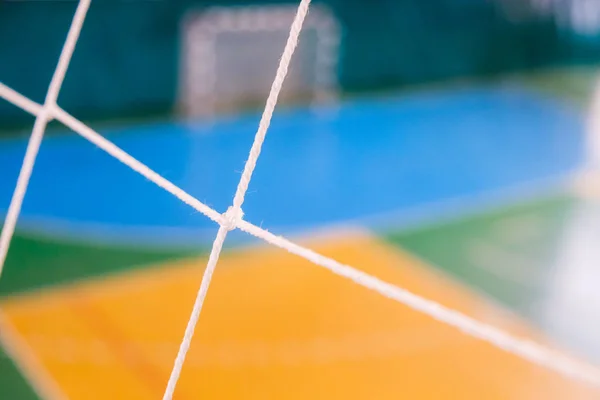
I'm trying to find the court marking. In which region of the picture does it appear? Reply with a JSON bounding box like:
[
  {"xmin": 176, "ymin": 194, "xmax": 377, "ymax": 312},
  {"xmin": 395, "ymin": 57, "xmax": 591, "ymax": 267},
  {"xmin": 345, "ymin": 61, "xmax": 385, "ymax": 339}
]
[
  {"xmin": 68, "ymin": 297, "xmax": 169, "ymax": 398},
  {"xmin": 0, "ymin": 310, "xmax": 67, "ymax": 400}
]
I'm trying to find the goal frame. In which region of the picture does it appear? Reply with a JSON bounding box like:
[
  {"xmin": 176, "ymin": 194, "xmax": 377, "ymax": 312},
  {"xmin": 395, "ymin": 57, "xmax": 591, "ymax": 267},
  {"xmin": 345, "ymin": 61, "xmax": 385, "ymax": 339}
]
[{"xmin": 178, "ymin": 4, "xmax": 341, "ymax": 118}]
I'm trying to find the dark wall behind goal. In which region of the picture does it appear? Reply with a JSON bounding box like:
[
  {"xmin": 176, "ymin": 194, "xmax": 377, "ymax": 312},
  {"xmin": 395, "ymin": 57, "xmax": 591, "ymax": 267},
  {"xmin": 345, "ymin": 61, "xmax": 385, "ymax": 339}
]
[{"xmin": 0, "ymin": 0, "xmax": 599, "ymax": 132}]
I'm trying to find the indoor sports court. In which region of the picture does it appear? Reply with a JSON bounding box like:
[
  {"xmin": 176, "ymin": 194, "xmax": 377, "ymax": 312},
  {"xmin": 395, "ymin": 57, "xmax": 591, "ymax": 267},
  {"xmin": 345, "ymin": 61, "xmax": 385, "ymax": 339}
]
[{"xmin": 1, "ymin": 1, "xmax": 600, "ymax": 399}]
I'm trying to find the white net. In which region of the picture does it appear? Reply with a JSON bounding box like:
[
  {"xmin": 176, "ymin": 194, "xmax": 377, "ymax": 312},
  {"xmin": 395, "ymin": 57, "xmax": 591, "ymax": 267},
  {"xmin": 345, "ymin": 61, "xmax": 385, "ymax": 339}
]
[
  {"xmin": 179, "ymin": 5, "xmax": 339, "ymax": 117},
  {"xmin": 1, "ymin": 0, "xmax": 600, "ymax": 398}
]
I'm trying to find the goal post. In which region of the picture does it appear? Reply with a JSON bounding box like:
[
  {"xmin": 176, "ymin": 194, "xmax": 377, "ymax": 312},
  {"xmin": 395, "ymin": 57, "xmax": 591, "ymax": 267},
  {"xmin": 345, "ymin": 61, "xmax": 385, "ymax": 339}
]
[
  {"xmin": 178, "ymin": 5, "xmax": 341, "ymax": 118},
  {"xmin": 587, "ymin": 75, "xmax": 600, "ymax": 170}
]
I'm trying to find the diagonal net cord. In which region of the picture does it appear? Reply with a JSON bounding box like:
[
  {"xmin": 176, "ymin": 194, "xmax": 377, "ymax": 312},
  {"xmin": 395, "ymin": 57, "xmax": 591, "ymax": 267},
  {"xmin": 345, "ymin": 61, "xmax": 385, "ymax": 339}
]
[
  {"xmin": 1, "ymin": 0, "xmax": 600, "ymax": 394},
  {"xmin": 237, "ymin": 220, "xmax": 600, "ymax": 387},
  {"xmin": 0, "ymin": 0, "xmax": 91, "ymax": 276},
  {"xmin": 162, "ymin": 1, "xmax": 313, "ymax": 398}
]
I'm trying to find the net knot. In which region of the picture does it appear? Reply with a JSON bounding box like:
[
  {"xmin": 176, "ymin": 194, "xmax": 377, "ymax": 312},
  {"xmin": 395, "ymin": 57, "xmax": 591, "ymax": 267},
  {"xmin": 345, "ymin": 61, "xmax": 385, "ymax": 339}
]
[{"xmin": 222, "ymin": 206, "xmax": 244, "ymax": 231}]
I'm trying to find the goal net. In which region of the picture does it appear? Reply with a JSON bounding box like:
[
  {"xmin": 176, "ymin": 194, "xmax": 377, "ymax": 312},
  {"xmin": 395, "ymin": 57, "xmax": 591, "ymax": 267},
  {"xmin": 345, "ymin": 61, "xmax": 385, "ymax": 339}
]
[
  {"xmin": 1, "ymin": 0, "xmax": 600, "ymax": 398},
  {"xmin": 179, "ymin": 5, "xmax": 340, "ymax": 118}
]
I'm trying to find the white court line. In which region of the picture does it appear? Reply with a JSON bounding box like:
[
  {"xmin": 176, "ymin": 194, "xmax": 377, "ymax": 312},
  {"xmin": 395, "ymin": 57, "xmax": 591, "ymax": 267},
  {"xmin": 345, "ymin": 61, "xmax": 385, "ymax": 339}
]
[{"xmin": 0, "ymin": 310, "xmax": 68, "ymax": 400}]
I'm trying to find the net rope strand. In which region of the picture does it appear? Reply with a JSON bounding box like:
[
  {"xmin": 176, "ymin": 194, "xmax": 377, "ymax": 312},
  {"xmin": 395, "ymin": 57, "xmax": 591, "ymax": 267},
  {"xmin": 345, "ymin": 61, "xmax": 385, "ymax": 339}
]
[
  {"xmin": 163, "ymin": 1, "xmax": 312, "ymax": 398},
  {"xmin": 0, "ymin": 0, "xmax": 91, "ymax": 277},
  {"xmin": 1, "ymin": 0, "xmax": 600, "ymax": 394}
]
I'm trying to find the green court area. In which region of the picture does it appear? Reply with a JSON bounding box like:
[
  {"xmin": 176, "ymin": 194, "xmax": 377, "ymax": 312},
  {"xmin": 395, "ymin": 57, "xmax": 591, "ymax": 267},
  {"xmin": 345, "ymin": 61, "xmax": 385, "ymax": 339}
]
[
  {"xmin": 388, "ymin": 189, "xmax": 600, "ymax": 364},
  {"xmin": 0, "ymin": 234, "xmax": 197, "ymax": 297},
  {"xmin": 388, "ymin": 193, "xmax": 577, "ymax": 316},
  {"xmin": 0, "ymin": 346, "xmax": 38, "ymax": 400}
]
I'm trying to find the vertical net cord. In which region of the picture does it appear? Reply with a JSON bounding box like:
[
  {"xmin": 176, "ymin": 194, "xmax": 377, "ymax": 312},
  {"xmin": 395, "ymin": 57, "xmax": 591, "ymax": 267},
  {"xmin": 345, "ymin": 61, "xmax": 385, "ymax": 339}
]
[
  {"xmin": 161, "ymin": 1, "xmax": 312, "ymax": 398},
  {"xmin": 231, "ymin": 0, "xmax": 312, "ymax": 212},
  {"xmin": 0, "ymin": 0, "xmax": 91, "ymax": 278}
]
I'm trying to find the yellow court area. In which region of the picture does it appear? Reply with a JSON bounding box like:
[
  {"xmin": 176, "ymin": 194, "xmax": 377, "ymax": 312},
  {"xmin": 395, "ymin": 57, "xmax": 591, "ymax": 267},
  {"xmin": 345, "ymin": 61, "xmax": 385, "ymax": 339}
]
[{"xmin": 1, "ymin": 231, "xmax": 598, "ymax": 399}]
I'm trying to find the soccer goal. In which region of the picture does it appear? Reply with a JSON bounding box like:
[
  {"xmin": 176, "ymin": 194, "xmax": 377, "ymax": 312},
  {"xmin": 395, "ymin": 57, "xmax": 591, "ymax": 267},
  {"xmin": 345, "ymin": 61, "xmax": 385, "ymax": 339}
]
[{"xmin": 179, "ymin": 4, "xmax": 340, "ymax": 118}]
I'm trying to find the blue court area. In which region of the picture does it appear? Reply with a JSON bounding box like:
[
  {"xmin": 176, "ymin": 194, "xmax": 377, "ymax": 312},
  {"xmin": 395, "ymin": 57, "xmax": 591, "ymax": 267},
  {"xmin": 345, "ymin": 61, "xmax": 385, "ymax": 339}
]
[{"xmin": 0, "ymin": 87, "xmax": 586, "ymax": 246}]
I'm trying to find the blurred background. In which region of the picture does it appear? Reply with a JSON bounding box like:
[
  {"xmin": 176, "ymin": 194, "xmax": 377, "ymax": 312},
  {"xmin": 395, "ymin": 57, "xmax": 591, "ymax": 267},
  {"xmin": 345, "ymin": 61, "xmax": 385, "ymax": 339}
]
[{"xmin": 1, "ymin": 0, "xmax": 600, "ymax": 398}]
